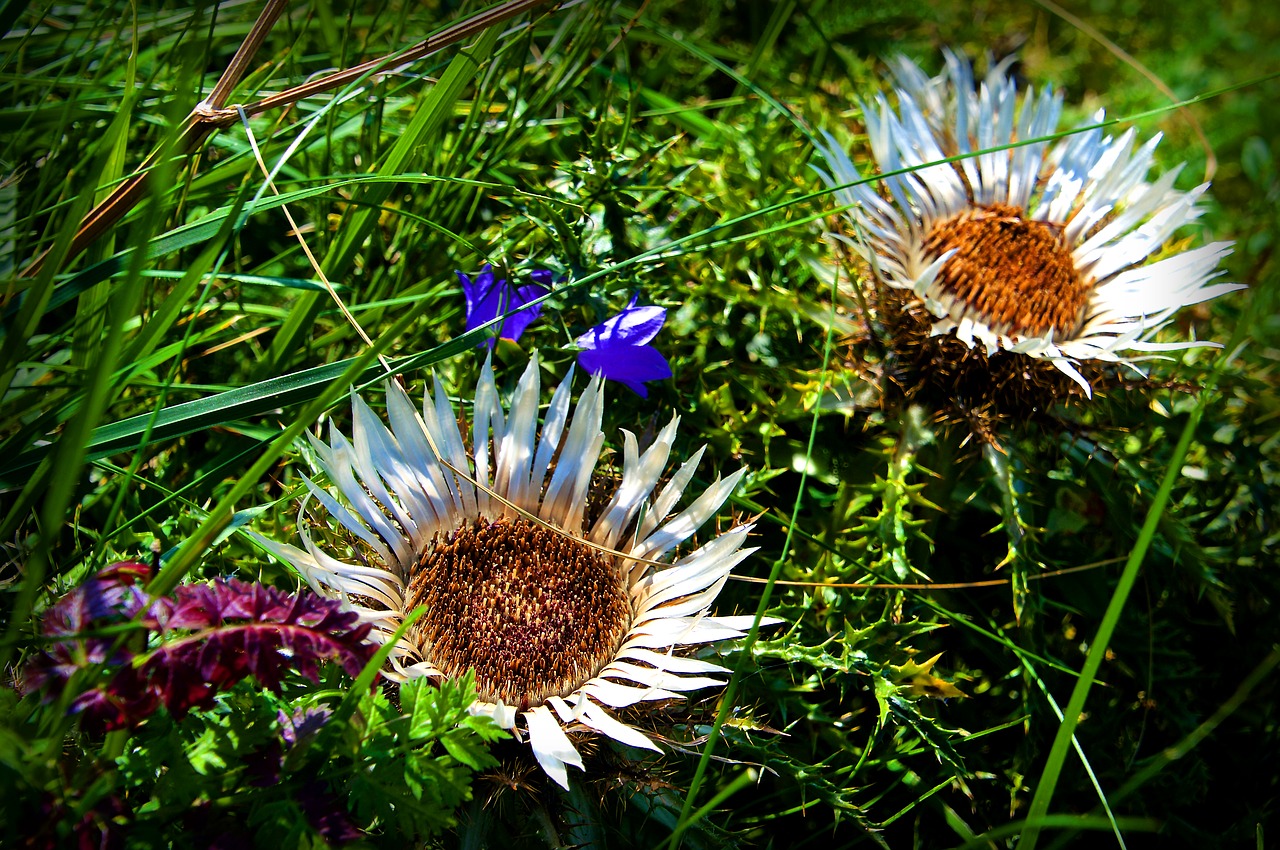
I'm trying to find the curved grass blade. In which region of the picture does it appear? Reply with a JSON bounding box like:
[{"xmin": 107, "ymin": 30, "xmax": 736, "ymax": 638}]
[{"xmin": 261, "ymin": 22, "xmax": 503, "ymax": 373}]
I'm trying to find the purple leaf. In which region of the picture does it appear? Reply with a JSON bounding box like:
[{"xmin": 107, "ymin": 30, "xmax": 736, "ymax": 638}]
[
  {"xmin": 28, "ymin": 791, "xmax": 127, "ymax": 850},
  {"xmin": 457, "ymin": 264, "xmax": 551, "ymax": 348},
  {"xmin": 143, "ymin": 579, "xmax": 375, "ymax": 720},
  {"xmin": 38, "ymin": 561, "xmax": 152, "ymax": 639},
  {"xmin": 68, "ymin": 670, "xmax": 158, "ymax": 733},
  {"xmin": 23, "ymin": 562, "xmax": 160, "ymax": 732},
  {"xmin": 297, "ymin": 781, "xmax": 364, "ymax": 844},
  {"xmin": 244, "ymin": 738, "xmax": 284, "ymax": 788},
  {"xmin": 26, "ymin": 571, "xmax": 376, "ymax": 731}
]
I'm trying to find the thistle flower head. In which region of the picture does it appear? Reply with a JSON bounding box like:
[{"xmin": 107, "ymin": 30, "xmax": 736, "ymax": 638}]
[
  {"xmin": 253, "ymin": 355, "xmax": 768, "ymax": 788},
  {"xmin": 816, "ymin": 50, "xmax": 1242, "ymax": 402}
]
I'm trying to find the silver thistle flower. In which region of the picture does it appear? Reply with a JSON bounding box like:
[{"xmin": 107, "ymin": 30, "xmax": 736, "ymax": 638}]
[
  {"xmin": 816, "ymin": 50, "xmax": 1242, "ymax": 395},
  {"xmin": 253, "ymin": 355, "xmax": 768, "ymax": 788}
]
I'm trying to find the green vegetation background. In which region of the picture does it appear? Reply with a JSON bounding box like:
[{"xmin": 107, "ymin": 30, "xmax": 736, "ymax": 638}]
[{"xmin": 1, "ymin": 0, "xmax": 1276, "ymax": 847}]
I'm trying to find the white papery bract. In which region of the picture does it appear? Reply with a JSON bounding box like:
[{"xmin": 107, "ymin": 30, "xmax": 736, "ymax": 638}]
[
  {"xmin": 815, "ymin": 50, "xmax": 1242, "ymax": 395},
  {"xmin": 252, "ymin": 354, "xmax": 766, "ymax": 789}
]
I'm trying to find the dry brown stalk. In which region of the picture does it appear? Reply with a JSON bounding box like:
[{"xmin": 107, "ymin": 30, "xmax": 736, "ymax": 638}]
[{"xmin": 20, "ymin": 0, "xmax": 556, "ymax": 279}]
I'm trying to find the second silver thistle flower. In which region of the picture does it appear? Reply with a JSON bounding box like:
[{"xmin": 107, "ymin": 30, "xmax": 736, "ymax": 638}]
[{"xmin": 816, "ymin": 50, "xmax": 1242, "ymax": 395}]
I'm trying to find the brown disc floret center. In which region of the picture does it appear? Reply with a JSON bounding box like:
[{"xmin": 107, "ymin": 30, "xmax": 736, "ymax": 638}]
[
  {"xmin": 406, "ymin": 516, "xmax": 631, "ymax": 711},
  {"xmin": 922, "ymin": 203, "xmax": 1088, "ymax": 338}
]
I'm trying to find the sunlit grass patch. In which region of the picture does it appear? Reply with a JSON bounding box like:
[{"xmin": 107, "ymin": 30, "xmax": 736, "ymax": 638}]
[{"xmin": 1, "ymin": 0, "xmax": 1275, "ymax": 847}]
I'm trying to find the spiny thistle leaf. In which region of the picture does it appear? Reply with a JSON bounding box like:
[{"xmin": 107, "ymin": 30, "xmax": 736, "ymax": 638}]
[{"xmin": 888, "ymin": 652, "xmax": 967, "ymax": 700}]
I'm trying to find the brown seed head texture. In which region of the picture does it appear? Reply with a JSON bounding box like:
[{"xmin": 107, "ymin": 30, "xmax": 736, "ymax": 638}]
[
  {"xmin": 406, "ymin": 516, "xmax": 631, "ymax": 711},
  {"xmin": 922, "ymin": 203, "xmax": 1087, "ymax": 338},
  {"xmin": 873, "ymin": 289, "xmax": 1088, "ymax": 442}
]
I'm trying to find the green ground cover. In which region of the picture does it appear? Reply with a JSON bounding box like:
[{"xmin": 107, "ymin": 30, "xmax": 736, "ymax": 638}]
[{"xmin": 1, "ymin": 1, "xmax": 1277, "ymax": 847}]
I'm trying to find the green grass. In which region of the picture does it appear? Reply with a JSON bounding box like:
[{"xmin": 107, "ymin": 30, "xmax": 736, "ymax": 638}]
[{"xmin": 1, "ymin": 0, "xmax": 1277, "ymax": 847}]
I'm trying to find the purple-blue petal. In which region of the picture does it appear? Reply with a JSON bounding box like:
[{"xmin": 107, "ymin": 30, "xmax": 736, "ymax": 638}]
[
  {"xmin": 577, "ymin": 344, "xmax": 672, "ymax": 398},
  {"xmin": 280, "ymin": 705, "xmax": 333, "ymax": 749},
  {"xmin": 458, "ymin": 265, "xmax": 503, "ymax": 329},
  {"xmin": 457, "ymin": 266, "xmax": 550, "ymax": 348},
  {"xmin": 496, "ymin": 281, "xmax": 549, "ymax": 343},
  {"xmin": 574, "ymin": 304, "xmax": 667, "ymax": 350}
]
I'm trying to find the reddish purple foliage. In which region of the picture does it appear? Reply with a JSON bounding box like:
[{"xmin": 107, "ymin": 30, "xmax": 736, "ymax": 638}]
[
  {"xmin": 296, "ymin": 781, "xmax": 364, "ymax": 844},
  {"xmin": 24, "ymin": 562, "xmax": 162, "ymax": 729},
  {"xmin": 144, "ymin": 578, "xmax": 375, "ymax": 719},
  {"xmin": 26, "ymin": 566, "xmax": 376, "ymax": 732},
  {"xmin": 27, "ymin": 791, "xmax": 127, "ymax": 850},
  {"xmin": 39, "ymin": 561, "xmax": 152, "ymax": 634}
]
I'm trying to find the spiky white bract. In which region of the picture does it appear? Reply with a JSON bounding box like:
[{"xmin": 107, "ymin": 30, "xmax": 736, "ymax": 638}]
[
  {"xmin": 815, "ymin": 50, "xmax": 1242, "ymax": 395},
  {"xmin": 252, "ymin": 354, "xmax": 766, "ymax": 789}
]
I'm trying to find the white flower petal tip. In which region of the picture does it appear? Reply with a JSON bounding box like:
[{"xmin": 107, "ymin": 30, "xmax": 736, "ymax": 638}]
[
  {"xmin": 470, "ymin": 699, "xmax": 518, "ymax": 730},
  {"xmin": 252, "ymin": 353, "xmax": 764, "ymax": 788},
  {"xmin": 814, "ymin": 52, "xmax": 1240, "ymax": 396},
  {"xmin": 525, "ymin": 705, "xmax": 585, "ymax": 790}
]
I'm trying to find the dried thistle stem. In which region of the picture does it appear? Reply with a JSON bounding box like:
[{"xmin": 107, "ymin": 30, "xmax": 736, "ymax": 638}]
[{"xmin": 21, "ymin": 0, "xmax": 556, "ymax": 279}]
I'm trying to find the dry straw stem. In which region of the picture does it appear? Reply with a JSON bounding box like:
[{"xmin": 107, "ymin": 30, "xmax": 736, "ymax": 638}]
[
  {"xmin": 1031, "ymin": 0, "xmax": 1216, "ymax": 181},
  {"xmin": 20, "ymin": 0, "xmax": 558, "ymax": 279},
  {"xmin": 730, "ymin": 558, "xmax": 1124, "ymax": 590}
]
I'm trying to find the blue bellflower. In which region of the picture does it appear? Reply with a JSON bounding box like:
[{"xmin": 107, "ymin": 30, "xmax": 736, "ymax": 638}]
[
  {"xmin": 458, "ymin": 264, "xmax": 551, "ymax": 348},
  {"xmin": 575, "ymin": 294, "xmax": 672, "ymax": 397}
]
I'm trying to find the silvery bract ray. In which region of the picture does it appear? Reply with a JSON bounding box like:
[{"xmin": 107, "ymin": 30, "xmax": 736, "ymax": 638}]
[
  {"xmin": 253, "ymin": 355, "xmax": 773, "ymax": 789},
  {"xmin": 815, "ymin": 50, "xmax": 1242, "ymax": 395}
]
